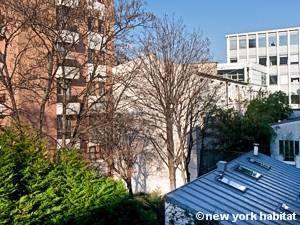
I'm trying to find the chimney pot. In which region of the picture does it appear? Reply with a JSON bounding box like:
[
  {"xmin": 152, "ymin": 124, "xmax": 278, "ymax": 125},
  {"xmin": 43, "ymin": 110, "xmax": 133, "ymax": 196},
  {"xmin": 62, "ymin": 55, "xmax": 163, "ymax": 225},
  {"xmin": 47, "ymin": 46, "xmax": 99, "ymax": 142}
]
[
  {"xmin": 253, "ymin": 143, "xmax": 259, "ymax": 156},
  {"xmin": 217, "ymin": 161, "xmax": 227, "ymax": 174}
]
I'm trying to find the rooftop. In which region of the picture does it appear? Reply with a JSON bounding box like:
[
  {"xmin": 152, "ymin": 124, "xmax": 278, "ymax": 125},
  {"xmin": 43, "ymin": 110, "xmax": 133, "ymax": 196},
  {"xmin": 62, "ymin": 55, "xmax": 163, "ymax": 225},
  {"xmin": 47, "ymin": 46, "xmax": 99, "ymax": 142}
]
[
  {"xmin": 226, "ymin": 26, "xmax": 300, "ymax": 37},
  {"xmin": 166, "ymin": 152, "xmax": 300, "ymax": 225}
]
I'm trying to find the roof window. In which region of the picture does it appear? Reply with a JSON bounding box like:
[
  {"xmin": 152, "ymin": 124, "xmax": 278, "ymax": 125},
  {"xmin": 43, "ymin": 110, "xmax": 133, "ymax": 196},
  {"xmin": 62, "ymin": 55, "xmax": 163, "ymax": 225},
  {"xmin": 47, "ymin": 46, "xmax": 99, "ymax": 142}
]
[
  {"xmin": 248, "ymin": 158, "xmax": 271, "ymax": 170},
  {"xmin": 217, "ymin": 176, "xmax": 247, "ymax": 192},
  {"xmin": 235, "ymin": 165, "xmax": 262, "ymax": 179}
]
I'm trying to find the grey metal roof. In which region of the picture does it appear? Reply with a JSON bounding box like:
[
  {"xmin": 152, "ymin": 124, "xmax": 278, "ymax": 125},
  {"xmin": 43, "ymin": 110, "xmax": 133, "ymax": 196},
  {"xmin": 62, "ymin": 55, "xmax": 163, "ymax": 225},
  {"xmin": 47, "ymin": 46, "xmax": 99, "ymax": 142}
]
[
  {"xmin": 271, "ymin": 117, "xmax": 300, "ymax": 126},
  {"xmin": 166, "ymin": 152, "xmax": 300, "ymax": 225}
]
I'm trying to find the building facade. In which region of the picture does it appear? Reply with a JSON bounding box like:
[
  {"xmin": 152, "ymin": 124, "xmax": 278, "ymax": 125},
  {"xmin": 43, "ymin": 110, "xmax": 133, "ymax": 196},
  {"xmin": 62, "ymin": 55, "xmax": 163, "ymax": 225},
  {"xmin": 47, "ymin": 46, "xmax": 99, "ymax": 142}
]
[
  {"xmin": 0, "ymin": 0, "xmax": 114, "ymax": 161},
  {"xmin": 271, "ymin": 110, "xmax": 300, "ymax": 168},
  {"xmin": 226, "ymin": 27, "xmax": 300, "ymax": 108}
]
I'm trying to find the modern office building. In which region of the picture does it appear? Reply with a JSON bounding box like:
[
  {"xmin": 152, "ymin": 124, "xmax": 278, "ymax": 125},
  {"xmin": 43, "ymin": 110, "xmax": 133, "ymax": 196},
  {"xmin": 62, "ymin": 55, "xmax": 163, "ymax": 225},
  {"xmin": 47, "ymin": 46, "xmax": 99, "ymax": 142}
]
[{"xmin": 226, "ymin": 27, "xmax": 300, "ymax": 108}]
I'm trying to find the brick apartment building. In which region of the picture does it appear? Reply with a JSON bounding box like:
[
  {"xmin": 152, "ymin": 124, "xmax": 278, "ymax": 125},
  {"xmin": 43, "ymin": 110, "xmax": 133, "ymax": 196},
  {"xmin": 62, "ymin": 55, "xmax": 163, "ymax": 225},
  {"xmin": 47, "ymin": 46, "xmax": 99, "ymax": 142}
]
[{"xmin": 0, "ymin": 0, "xmax": 114, "ymax": 162}]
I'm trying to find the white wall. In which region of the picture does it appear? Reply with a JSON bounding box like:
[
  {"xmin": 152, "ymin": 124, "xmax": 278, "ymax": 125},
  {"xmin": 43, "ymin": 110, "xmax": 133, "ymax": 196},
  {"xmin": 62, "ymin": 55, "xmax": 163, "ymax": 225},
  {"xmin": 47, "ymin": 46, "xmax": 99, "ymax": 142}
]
[{"xmin": 271, "ymin": 120, "xmax": 300, "ymax": 166}]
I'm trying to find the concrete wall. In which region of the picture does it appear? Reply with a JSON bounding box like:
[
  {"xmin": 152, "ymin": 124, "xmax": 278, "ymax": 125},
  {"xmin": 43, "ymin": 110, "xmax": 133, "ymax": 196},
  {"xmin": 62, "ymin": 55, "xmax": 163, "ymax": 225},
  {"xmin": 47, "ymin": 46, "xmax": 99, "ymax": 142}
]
[{"xmin": 271, "ymin": 120, "xmax": 300, "ymax": 167}]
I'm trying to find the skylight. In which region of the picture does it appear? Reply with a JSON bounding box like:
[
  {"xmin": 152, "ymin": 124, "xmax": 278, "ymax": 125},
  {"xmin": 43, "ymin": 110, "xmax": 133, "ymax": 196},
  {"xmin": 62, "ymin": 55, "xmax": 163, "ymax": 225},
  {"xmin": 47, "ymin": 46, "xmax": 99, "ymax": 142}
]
[
  {"xmin": 235, "ymin": 165, "xmax": 262, "ymax": 179},
  {"xmin": 217, "ymin": 176, "xmax": 247, "ymax": 192},
  {"xmin": 248, "ymin": 158, "xmax": 271, "ymax": 170},
  {"xmin": 280, "ymin": 203, "xmax": 300, "ymax": 216}
]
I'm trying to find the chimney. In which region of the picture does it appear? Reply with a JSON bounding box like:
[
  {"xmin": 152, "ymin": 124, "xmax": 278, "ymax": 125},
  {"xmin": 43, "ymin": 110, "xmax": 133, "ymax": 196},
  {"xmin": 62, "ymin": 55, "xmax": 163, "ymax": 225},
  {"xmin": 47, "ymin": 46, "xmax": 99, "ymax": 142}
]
[
  {"xmin": 217, "ymin": 161, "xmax": 227, "ymax": 174},
  {"xmin": 253, "ymin": 143, "xmax": 259, "ymax": 156}
]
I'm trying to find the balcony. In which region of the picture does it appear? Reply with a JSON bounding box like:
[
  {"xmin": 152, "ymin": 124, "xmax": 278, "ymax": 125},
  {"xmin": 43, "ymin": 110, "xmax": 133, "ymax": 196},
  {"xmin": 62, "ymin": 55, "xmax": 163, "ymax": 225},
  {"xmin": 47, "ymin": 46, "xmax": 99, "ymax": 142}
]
[
  {"xmin": 59, "ymin": 29, "xmax": 80, "ymax": 44},
  {"xmin": 56, "ymin": 66, "xmax": 80, "ymax": 79},
  {"xmin": 55, "ymin": 0, "xmax": 79, "ymax": 8},
  {"xmin": 56, "ymin": 102, "xmax": 81, "ymax": 115},
  {"xmin": 88, "ymin": 32, "xmax": 106, "ymax": 51},
  {"xmin": 87, "ymin": 64, "xmax": 106, "ymax": 81},
  {"xmin": 87, "ymin": 0, "xmax": 106, "ymax": 19}
]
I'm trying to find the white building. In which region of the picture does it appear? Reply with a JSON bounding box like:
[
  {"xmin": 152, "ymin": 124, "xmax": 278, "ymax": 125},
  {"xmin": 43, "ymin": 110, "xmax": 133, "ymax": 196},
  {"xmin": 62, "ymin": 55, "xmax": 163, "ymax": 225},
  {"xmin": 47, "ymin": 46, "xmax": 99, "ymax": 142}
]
[
  {"xmin": 226, "ymin": 27, "xmax": 300, "ymax": 108},
  {"xmin": 271, "ymin": 110, "xmax": 300, "ymax": 168}
]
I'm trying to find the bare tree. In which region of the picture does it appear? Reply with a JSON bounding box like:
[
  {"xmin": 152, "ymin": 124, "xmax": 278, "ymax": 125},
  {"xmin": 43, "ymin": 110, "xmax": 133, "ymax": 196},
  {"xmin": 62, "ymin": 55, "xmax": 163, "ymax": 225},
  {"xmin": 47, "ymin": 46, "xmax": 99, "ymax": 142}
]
[
  {"xmin": 134, "ymin": 16, "xmax": 220, "ymax": 190},
  {"xmin": 0, "ymin": 0, "xmax": 153, "ymax": 160}
]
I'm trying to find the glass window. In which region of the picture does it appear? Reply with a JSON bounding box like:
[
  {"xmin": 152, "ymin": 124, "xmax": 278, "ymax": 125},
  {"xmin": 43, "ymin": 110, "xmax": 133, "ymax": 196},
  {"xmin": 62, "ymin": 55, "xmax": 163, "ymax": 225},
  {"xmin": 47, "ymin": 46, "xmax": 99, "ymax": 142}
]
[
  {"xmin": 217, "ymin": 176, "xmax": 247, "ymax": 192},
  {"xmin": 279, "ymin": 33, "xmax": 287, "ymax": 46},
  {"xmin": 98, "ymin": 19, "xmax": 105, "ymax": 34},
  {"xmin": 235, "ymin": 165, "xmax": 262, "ymax": 179},
  {"xmin": 290, "ymin": 55, "xmax": 299, "ymax": 64},
  {"xmin": 279, "ymin": 140, "xmax": 284, "ymax": 155},
  {"xmin": 258, "ymin": 35, "xmax": 266, "ymax": 47},
  {"xmin": 296, "ymin": 141, "xmax": 299, "ymax": 155},
  {"xmin": 280, "ymin": 56, "xmax": 288, "ymax": 65},
  {"xmin": 279, "ymin": 140, "xmax": 298, "ymax": 161},
  {"xmin": 230, "ymin": 38, "xmax": 237, "ymax": 50},
  {"xmin": 239, "ymin": 37, "xmax": 247, "ymax": 49},
  {"xmin": 249, "ymin": 35, "xmax": 256, "ymax": 48},
  {"xmin": 269, "ymin": 33, "xmax": 277, "ymax": 47},
  {"xmin": 269, "ymin": 56, "xmax": 277, "ymax": 65},
  {"xmin": 291, "ymin": 77, "xmax": 300, "ymax": 83},
  {"xmin": 259, "ymin": 57, "xmax": 267, "ymax": 66},
  {"xmin": 290, "ymin": 31, "xmax": 299, "ymax": 45},
  {"xmin": 291, "ymin": 95, "xmax": 300, "ymax": 104},
  {"xmin": 87, "ymin": 17, "xmax": 95, "ymax": 31},
  {"xmin": 230, "ymin": 58, "xmax": 237, "ymax": 63},
  {"xmin": 57, "ymin": 79, "xmax": 71, "ymax": 96},
  {"xmin": 57, "ymin": 116, "xmax": 72, "ymax": 136},
  {"xmin": 270, "ymin": 75, "xmax": 278, "ymax": 85}
]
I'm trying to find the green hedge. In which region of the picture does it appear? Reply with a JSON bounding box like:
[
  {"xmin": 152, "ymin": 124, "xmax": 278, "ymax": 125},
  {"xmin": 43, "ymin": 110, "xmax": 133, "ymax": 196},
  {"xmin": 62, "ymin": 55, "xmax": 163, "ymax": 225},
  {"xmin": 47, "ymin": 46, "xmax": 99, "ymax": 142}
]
[{"xmin": 0, "ymin": 126, "xmax": 163, "ymax": 225}]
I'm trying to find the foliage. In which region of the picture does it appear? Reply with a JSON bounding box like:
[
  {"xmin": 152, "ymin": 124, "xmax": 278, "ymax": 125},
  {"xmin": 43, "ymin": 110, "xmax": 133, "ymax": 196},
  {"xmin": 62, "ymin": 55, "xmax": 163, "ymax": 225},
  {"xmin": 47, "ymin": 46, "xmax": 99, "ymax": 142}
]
[
  {"xmin": 211, "ymin": 91, "xmax": 291, "ymax": 154},
  {"xmin": 0, "ymin": 126, "xmax": 129, "ymax": 225},
  {"xmin": 0, "ymin": 126, "xmax": 166, "ymax": 225}
]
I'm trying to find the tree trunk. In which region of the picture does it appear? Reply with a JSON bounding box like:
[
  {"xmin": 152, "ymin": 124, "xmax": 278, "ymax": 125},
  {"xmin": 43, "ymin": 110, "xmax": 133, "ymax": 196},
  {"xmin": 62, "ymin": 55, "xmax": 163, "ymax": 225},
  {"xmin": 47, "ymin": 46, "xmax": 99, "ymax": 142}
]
[
  {"xmin": 166, "ymin": 111, "xmax": 176, "ymax": 190},
  {"xmin": 125, "ymin": 177, "xmax": 133, "ymax": 197}
]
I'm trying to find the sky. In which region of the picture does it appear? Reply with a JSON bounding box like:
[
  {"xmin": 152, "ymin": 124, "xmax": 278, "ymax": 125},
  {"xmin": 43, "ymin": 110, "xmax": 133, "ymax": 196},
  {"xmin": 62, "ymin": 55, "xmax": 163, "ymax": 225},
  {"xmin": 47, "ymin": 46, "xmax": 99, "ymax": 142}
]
[{"xmin": 146, "ymin": 0, "xmax": 300, "ymax": 62}]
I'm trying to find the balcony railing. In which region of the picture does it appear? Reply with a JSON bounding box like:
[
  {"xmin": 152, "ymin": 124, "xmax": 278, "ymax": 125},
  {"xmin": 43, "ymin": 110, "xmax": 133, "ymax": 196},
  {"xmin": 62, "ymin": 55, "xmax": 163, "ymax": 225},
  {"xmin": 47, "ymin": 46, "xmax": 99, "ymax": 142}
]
[
  {"xmin": 56, "ymin": 66, "xmax": 80, "ymax": 79},
  {"xmin": 87, "ymin": 0, "xmax": 106, "ymax": 19},
  {"xmin": 55, "ymin": 0, "xmax": 79, "ymax": 8},
  {"xmin": 59, "ymin": 29, "xmax": 80, "ymax": 45}
]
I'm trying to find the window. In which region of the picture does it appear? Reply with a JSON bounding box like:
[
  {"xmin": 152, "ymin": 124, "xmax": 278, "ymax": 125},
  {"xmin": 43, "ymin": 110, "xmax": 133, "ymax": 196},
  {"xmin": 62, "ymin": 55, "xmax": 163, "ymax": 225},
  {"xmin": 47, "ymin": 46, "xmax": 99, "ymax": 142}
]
[
  {"xmin": 89, "ymin": 146, "xmax": 97, "ymax": 160},
  {"xmin": 269, "ymin": 56, "xmax": 277, "ymax": 66},
  {"xmin": 290, "ymin": 31, "xmax": 299, "ymax": 45},
  {"xmin": 57, "ymin": 116, "xmax": 72, "ymax": 138},
  {"xmin": 230, "ymin": 38, "xmax": 237, "ymax": 50},
  {"xmin": 259, "ymin": 57, "xmax": 267, "ymax": 66},
  {"xmin": 291, "ymin": 95, "xmax": 300, "ymax": 104},
  {"xmin": 269, "ymin": 75, "xmax": 278, "ymax": 85},
  {"xmin": 87, "ymin": 17, "xmax": 95, "ymax": 31},
  {"xmin": 248, "ymin": 36, "xmax": 256, "ymax": 48},
  {"xmin": 290, "ymin": 55, "xmax": 299, "ymax": 64},
  {"xmin": 239, "ymin": 37, "xmax": 247, "ymax": 49},
  {"xmin": 98, "ymin": 19, "xmax": 105, "ymax": 33},
  {"xmin": 269, "ymin": 34, "xmax": 277, "ymax": 47},
  {"xmin": 248, "ymin": 158, "xmax": 271, "ymax": 170},
  {"xmin": 217, "ymin": 176, "xmax": 247, "ymax": 192},
  {"xmin": 291, "ymin": 78, "xmax": 300, "ymax": 83},
  {"xmin": 57, "ymin": 79, "xmax": 71, "ymax": 96},
  {"xmin": 88, "ymin": 49, "xmax": 96, "ymax": 62},
  {"xmin": 230, "ymin": 58, "xmax": 237, "ymax": 63},
  {"xmin": 279, "ymin": 33, "xmax": 287, "ymax": 46},
  {"xmin": 258, "ymin": 35, "xmax": 266, "ymax": 47},
  {"xmin": 279, "ymin": 140, "xmax": 299, "ymax": 161},
  {"xmin": 235, "ymin": 165, "xmax": 262, "ymax": 179},
  {"xmin": 280, "ymin": 56, "xmax": 288, "ymax": 65}
]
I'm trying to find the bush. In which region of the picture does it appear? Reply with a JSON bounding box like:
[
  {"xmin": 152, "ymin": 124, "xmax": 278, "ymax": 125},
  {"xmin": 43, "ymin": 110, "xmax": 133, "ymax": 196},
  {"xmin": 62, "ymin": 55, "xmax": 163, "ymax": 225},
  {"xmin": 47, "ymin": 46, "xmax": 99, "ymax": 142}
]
[
  {"xmin": 0, "ymin": 126, "xmax": 165, "ymax": 225},
  {"xmin": 0, "ymin": 126, "xmax": 127, "ymax": 225}
]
